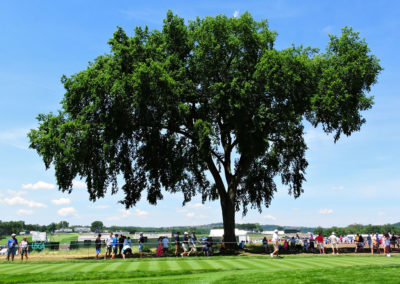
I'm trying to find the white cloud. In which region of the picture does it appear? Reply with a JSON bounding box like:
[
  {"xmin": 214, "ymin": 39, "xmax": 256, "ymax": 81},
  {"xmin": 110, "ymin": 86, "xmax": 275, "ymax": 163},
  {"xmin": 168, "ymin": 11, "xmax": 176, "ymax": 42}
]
[
  {"xmin": 233, "ymin": 10, "xmax": 239, "ymax": 18},
  {"xmin": 88, "ymin": 205, "xmax": 110, "ymax": 209},
  {"xmin": 72, "ymin": 180, "xmax": 86, "ymax": 189},
  {"xmin": 118, "ymin": 209, "xmax": 133, "ymax": 218},
  {"xmin": 186, "ymin": 212, "xmax": 195, "ymax": 218},
  {"xmin": 262, "ymin": 215, "xmax": 277, "ymax": 221},
  {"xmin": 332, "ymin": 186, "xmax": 344, "ymax": 191},
  {"xmin": 17, "ymin": 209, "xmax": 34, "ymax": 215},
  {"xmin": 378, "ymin": 211, "xmax": 386, "ymax": 216},
  {"xmin": 57, "ymin": 207, "xmax": 77, "ymax": 217},
  {"xmin": 22, "ymin": 181, "xmax": 55, "ymax": 190},
  {"xmin": 52, "ymin": 198, "xmax": 71, "ymax": 205},
  {"xmin": 319, "ymin": 208, "xmax": 333, "ymax": 215},
  {"xmin": 2, "ymin": 196, "xmax": 47, "ymax": 208},
  {"xmin": 187, "ymin": 203, "xmax": 205, "ymax": 209},
  {"xmin": 134, "ymin": 209, "xmax": 148, "ymax": 216}
]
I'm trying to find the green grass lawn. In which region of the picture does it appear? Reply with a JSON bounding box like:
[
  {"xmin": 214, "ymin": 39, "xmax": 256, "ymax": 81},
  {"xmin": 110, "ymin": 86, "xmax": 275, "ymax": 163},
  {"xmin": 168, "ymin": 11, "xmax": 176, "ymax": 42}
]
[{"xmin": 0, "ymin": 254, "xmax": 399, "ymax": 283}]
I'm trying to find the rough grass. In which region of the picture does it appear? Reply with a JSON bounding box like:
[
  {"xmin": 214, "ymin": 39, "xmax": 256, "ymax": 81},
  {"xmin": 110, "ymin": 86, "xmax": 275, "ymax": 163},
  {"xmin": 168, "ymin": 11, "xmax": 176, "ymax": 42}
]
[
  {"xmin": 0, "ymin": 254, "xmax": 399, "ymax": 283},
  {"xmin": 0, "ymin": 233, "xmax": 79, "ymax": 245}
]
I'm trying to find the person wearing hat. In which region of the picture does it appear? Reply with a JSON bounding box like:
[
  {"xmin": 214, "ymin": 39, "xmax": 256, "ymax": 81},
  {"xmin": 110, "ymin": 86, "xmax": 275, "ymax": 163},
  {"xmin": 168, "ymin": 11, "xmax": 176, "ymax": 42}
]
[
  {"xmin": 138, "ymin": 232, "xmax": 145, "ymax": 258},
  {"xmin": 328, "ymin": 232, "xmax": 339, "ymax": 255},
  {"xmin": 270, "ymin": 229, "xmax": 281, "ymax": 258},
  {"xmin": 181, "ymin": 232, "xmax": 190, "ymax": 257},
  {"xmin": 7, "ymin": 233, "xmax": 18, "ymax": 261}
]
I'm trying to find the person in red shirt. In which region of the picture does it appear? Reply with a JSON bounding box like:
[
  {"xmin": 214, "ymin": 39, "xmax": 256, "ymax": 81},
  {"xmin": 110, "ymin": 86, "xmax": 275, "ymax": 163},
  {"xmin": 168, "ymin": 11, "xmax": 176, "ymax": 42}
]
[{"xmin": 316, "ymin": 233, "xmax": 325, "ymax": 254}]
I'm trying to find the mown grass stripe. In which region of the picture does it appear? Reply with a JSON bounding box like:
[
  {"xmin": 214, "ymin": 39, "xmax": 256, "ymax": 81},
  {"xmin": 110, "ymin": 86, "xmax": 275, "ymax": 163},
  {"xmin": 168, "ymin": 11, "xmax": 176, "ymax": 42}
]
[
  {"xmin": 56, "ymin": 262, "xmax": 85, "ymax": 272},
  {"xmin": 253, "ymin": 258, "xmax": 283, "ymax": 270},
  {"xmin": 205, "ymin": 259, "xmax": 230, "ymax": 270},
  {"xmin": 78, "ymin": 262, "xmax": 105, "ymax": 272},
  {"xmin": 136, "ymin": 259, "xmax": 151, "ymax": 271},
  {"xmin": 153, "ymin": 259, "xmax": 166, "ymax": 272},
  {"xmin": 217, "ymin": 259, "xmax": 244, "ymax": 270},
  {"xmin": 191, "ymin": 259, "xmax": 214, "ymax": 270},
  {"xmin": 235, "ymin": 258, "xmax": 266, "ymax": 270},
  {"xmin": 15, "ymin": 263, "xmax": 59, "ymax": 274},
  {"xmin": 232, "ymin": 258, "xmax": 260, "ymax": 270}
]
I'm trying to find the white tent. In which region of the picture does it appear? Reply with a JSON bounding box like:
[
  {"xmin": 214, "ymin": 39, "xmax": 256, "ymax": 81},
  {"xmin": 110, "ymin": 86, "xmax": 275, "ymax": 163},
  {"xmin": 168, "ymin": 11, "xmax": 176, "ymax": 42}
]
[{"xmin": 209, "ymin": 229, "xmax": 248, "ymax": 242}]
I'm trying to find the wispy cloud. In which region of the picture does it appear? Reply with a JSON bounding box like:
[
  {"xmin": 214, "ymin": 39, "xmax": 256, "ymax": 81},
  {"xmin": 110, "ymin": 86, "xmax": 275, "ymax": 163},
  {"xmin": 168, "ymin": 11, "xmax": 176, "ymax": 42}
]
[
  {"xmin": 7, "ymin": 190, "xmax": 27, "ymax": 196},
  {"xmin": 262, "ymin": 215, "xmax": 277, "ymax": 220},
  {"xmin": 0, "ymin": 128, "xmax": 29, "ymax": 149},
  {"xmin": 187, "ymin": 203, "xmax": 205, "ymax": 209},
  {"xmin": 17, "ymin": 209, "xmax": 34, "ymax": 215},
  {"xmin": 88, "ymin": 205, "xmax": 110, "ymax": 209},
  {"xmin": 319, "ymin": 208, "xmax": 333, "ymax": 215},
  {"xmin": 134, "ymin": 209, "xmax": 148, "ymax": 216},
  {"xmin": 22, "ymin": 181, "xmax": 55, "ymax": 190},
  {"xmin": 52, "ymin": 198, "xmax": 71, "ymax": 205},
  {"xmin": 233, "ymin": 10, "xmax": 239, "ymax": 18},
  {"xmin": 332, "ymin": 186, "xmax": 344, "ymax": 191}
]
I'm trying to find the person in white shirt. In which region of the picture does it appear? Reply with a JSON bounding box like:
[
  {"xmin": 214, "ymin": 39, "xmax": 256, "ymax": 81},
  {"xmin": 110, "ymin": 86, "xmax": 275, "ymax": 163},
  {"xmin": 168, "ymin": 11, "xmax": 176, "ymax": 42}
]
[
  {"xmin": 270, "ymin": 229, "xmax": 281, "ymax": 258},
  {"xmin": 104, "ymin": 232, "xmax": 113, "ymax": 260},
  {"xmin": 19, "ymin": 237, "xmax": 29, "ymax": 261},
  {"xmin": 328, "ymin": 232, "xmax": 339, "ymax": 255}
]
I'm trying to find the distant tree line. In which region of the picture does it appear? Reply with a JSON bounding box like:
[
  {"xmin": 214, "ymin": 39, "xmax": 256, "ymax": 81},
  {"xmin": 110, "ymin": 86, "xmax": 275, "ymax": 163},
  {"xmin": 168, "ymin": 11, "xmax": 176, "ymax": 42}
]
[{"xmin": 2, "ymin": 220, "xmax": 399, "ymax": 237}]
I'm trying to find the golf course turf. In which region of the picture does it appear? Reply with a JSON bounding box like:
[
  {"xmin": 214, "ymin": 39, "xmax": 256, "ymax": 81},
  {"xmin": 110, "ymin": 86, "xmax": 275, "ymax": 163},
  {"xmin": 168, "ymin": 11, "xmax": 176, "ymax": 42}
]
[{"xmin": 0, "ymin": 254, "xmax": 399, "ymax": 283}]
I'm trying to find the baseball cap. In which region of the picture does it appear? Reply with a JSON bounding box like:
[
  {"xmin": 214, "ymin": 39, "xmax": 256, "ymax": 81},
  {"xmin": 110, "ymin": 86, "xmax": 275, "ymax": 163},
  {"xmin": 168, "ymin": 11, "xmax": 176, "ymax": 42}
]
[
  {"xmin": 184, "ymin": 232, "xmax": 188, "ymax": 235},
  {"xmin": 11, "ymin": 233, "xmax": 16, "ymax": 237}
]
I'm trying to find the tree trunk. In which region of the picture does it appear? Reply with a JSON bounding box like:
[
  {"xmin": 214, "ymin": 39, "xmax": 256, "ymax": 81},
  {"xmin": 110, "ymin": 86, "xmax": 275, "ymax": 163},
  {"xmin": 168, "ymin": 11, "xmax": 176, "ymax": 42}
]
[{"xmin": 220, "ymin": 195, "xmax": 237, "ymax": 249}]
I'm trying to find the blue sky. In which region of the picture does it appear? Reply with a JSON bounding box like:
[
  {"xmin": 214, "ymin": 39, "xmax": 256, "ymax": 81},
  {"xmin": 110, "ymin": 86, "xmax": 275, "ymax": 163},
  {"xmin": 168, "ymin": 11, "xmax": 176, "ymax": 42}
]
[{"xmin": 1, "ymin": 0, "xmax": 399, "ymax": 228}]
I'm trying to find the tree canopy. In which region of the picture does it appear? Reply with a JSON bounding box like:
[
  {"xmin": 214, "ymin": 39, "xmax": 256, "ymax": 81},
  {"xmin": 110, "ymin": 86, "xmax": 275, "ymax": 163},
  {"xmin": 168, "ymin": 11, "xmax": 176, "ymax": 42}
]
[{"xmin": 28, "ymin": 11, "xmax": 381, "ymax": 245}]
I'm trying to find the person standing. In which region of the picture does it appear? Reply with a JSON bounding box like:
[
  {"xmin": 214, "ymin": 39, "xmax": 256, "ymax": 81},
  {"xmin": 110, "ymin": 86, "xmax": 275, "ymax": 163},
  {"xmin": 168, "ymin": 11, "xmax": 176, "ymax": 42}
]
[
  {"xmin": 303, "ymin": 238, "xmax": 309, "ymax": 253},
  {"xmin": 262, "ymin": 236, "xmax": 269, "ymax": 253},
  {"xmin": 162, "ymin": 236, "xmax": 169, "ymax": 256},
  {"xmin": 7, "ymin": 234, "xmax": 18, "ymax": 261},
  {"xmin": 181, "ymin": 232, "xmax": 190, "ymax": 257},
  {"xmin": 118, "ymin": 235, "xmax": 124, "ymax": 255},
  {"xmin": 175, "ymin": 232, "xmax": 181, "ymax": 257},
  {"xmin": 104, "ymin": 232, "xmax": 113, "ymax": 259},
  {"xmin": 19, "ymin": 237, "xmax": 29, "ymax": 262},
  {"xmin": 138, "ymin": 232, "xmax": 145, "ymax": 258},
  {"xmin": 112, "ymin": 234, "xmax": 119, "ymax": 259},
  {"xmin": 367, "ymin": 234, "xmax": 372, "ymax": 249},
  {"xmin": 383, "ymin": 233, "xmax": 391, "ymax": 257},
  {"xmin": 95, "ymin": 234, "xmax": 102, "ymax": 259},
  {"xmin": 188, "ymin": 232, "xmax": 198, "ymax": 256},
  {"xmin": 270, "ymin": 229, "xmax": 281, "ymax": 258},
  {"xmin": 316, "ymin": 233, "xmax": 325, "ymax": 254},
  {"xmin": 328, "ymin": 232, "xmax": 339, "ymax": 255}
]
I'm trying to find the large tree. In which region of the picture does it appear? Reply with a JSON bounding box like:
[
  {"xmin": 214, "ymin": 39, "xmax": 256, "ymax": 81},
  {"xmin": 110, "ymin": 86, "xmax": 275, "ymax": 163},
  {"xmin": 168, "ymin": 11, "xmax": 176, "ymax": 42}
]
[{"xmin": 28, "ymin": 11, "xmax": 381, "ymax": 246}]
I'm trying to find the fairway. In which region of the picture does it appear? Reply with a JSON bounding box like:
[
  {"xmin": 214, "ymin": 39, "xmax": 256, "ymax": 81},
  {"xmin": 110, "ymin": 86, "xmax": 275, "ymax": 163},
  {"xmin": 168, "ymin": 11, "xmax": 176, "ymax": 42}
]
[{"xmin": 0, "ymin": 255, "xmax": 399, "ymax": 283}]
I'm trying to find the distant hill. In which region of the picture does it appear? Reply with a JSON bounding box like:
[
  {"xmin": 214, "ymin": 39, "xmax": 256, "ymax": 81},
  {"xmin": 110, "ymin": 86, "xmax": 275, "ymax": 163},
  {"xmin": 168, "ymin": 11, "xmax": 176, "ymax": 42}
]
[{"xmin": 393, "ymin": 222, "xmax": 400, "ymax": 226}]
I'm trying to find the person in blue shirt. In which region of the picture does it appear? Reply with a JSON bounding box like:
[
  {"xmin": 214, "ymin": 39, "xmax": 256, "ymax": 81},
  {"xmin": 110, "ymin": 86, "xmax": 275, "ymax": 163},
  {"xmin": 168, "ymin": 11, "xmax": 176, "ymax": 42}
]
[
  {"xmin": 7, "ymin": 233, "xmax": 18, "ymax": 261},
  {"xmin": 111, "ymin": 234, "xmax": 118, "ymax": 259}
]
